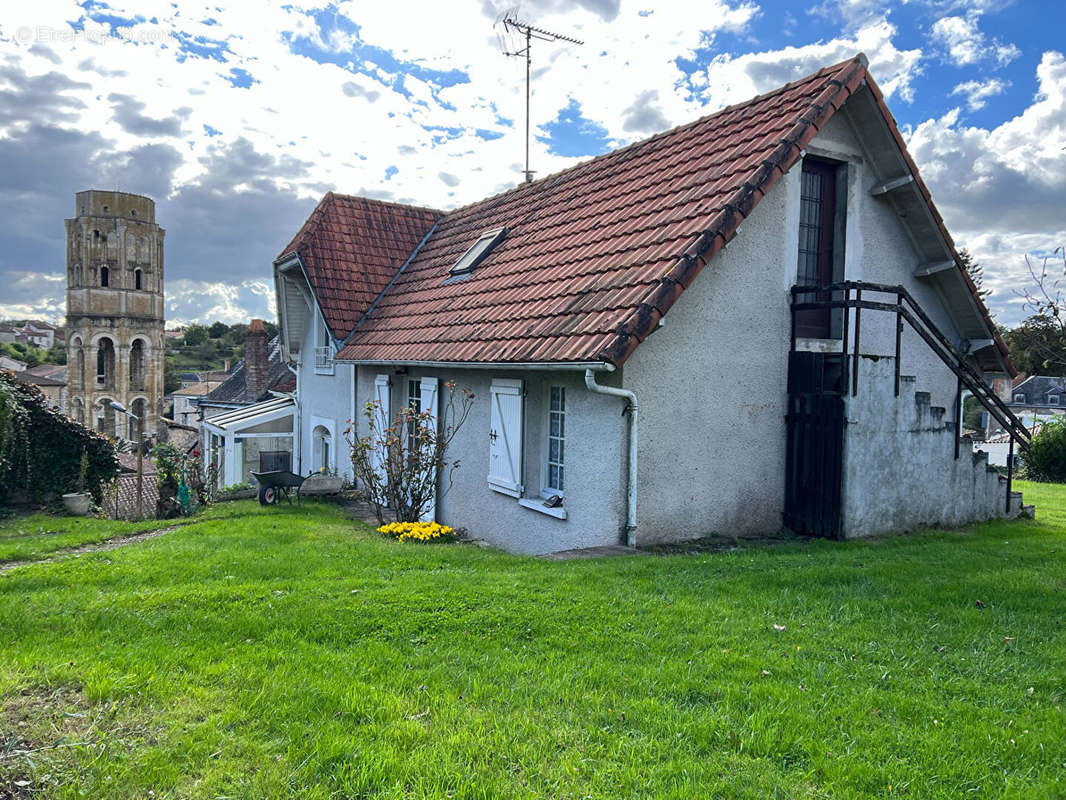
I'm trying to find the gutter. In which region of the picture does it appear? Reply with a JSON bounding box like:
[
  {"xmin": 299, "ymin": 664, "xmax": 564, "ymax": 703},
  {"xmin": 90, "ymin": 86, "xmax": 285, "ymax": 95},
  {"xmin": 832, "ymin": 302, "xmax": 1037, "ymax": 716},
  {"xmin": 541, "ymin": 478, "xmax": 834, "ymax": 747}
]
[
  {"xmin": 584, "ymin": 369, "xmax": 638, "ymax": 548},
  {"xmin": 334, "ymin": 358, "xmax": 615, "ymax": 372}
]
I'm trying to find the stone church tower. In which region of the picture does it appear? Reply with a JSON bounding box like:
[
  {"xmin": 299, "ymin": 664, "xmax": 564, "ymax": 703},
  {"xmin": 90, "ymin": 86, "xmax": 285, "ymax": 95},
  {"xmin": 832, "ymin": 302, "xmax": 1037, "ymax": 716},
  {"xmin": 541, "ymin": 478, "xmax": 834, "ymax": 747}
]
[{"xmin": 65, "ymin": 190, "xmax": 165, "ymax": 439}]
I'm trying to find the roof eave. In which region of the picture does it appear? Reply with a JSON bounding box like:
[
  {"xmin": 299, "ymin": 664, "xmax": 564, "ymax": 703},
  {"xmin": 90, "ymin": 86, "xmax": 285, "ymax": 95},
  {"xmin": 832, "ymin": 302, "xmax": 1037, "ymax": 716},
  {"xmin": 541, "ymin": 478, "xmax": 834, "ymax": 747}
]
[{"xmin": 333, "ymin": 357, "xmax": 616, "ymax": 373}]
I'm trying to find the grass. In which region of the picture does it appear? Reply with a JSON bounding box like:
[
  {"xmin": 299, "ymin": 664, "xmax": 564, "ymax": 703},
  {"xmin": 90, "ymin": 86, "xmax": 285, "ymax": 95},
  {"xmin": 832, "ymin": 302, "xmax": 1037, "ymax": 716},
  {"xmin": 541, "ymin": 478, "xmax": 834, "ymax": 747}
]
[
  {"xmin": 0, "ymin": 484, "xmax": 1064, "ymax": 798},
  {"xmin": 0, "ymin": 512, "xmax": 170, "ymax": 565}
]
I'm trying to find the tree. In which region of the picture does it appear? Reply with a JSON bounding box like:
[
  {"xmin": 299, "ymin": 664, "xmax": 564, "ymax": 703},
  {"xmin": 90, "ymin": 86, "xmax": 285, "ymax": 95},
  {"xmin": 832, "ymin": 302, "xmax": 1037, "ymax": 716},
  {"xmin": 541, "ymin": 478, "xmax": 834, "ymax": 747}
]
[
  {"xmin": 183, "ymin": 324, "xmax": 208, "ymax": 347},
  {"xmin": 163, "ymin": 357, "xmax": 182, "ymax": 394},
  {"xmin": 958, "ymin": 248, "xmax": 990, "ymax": 303},
  {"xmin": 208, "ymin": 321, "xmax": 229, "ymax": 339},
  {"xmin": 347, "ymin": 381, "xmax": 474, "ymax": 524},
  {"xmin": 1002, "ymin": 315, "xmax": 1066, "ymax": 375}
]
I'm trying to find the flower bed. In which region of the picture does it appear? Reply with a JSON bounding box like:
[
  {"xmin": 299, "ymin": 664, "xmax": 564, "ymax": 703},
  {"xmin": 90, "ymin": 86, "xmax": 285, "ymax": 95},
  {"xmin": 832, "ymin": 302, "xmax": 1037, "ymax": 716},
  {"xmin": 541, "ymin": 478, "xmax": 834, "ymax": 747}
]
[{"xmin": 376, "ymin": 521, "xmax": 458, "ymax": 543}]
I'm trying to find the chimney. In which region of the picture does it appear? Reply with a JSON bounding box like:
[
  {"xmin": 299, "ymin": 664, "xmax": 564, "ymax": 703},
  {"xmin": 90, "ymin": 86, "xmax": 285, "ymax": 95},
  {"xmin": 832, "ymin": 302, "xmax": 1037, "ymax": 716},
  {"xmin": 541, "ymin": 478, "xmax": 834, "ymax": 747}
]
[
  {"xmin": 243, "ymin": 319, "xmax": 269, "ymax": 399},
  {"xmin": 223, "ymin": 357, "xmax": 231, "ymax": 372}
]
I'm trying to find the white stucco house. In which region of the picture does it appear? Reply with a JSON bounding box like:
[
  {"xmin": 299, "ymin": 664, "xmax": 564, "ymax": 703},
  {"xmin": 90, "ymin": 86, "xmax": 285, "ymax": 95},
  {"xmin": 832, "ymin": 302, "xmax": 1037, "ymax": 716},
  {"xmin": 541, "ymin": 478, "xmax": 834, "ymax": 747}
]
[{"xmin": 273, "ymin": 54, "xmax": 1030, "ymax": 554}]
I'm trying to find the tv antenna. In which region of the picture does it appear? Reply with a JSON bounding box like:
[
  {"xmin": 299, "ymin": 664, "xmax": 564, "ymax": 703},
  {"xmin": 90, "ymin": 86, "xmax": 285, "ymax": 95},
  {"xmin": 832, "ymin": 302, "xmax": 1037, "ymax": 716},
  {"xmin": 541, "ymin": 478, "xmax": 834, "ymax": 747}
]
[{"xmin": 495, "ymin": 9, "xmax": 583, "ymax": 183}]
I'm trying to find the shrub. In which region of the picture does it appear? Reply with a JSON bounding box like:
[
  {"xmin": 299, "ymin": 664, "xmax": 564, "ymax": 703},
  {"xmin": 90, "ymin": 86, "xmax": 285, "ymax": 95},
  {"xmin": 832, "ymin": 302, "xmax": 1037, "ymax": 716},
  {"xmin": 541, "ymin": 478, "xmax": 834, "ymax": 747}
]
[
  {"xmin": 347, "ymin": 381, "xmax": 474, "ymax": 525},
  {"xmin": 0, "ymin": 371, "xmax": 118, "ymax": 503},
  {"xmin": 1022, "ymin": 418, "xmax": 1066, "ymax": 482},
  {"xmin": 377, "ymin": 521, "xmax": 458, "ymax": 543}
]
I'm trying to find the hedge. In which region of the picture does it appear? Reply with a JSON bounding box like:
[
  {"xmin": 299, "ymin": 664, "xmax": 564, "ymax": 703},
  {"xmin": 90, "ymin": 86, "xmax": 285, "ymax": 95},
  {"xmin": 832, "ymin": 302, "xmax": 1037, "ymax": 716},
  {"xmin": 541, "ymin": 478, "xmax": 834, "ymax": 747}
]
[
  {"xmin": 1023, "ymin": 417, "xmax": 1066, "ymax": 483},
  {"xmin": 0, "ymin": 371, "xmax": 119, "ymax": 504}
]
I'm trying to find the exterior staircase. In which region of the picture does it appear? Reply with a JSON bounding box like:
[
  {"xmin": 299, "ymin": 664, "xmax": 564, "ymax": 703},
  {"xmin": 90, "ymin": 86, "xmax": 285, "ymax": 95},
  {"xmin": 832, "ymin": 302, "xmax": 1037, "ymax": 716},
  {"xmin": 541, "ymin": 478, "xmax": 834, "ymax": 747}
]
[
  {"xmin": 841, "ymin": 357, "xmax": 1026, "ymax": 537},
  {"xmin": 789, "ymin": 280, "xmax": 1033, "ymax": 539}
]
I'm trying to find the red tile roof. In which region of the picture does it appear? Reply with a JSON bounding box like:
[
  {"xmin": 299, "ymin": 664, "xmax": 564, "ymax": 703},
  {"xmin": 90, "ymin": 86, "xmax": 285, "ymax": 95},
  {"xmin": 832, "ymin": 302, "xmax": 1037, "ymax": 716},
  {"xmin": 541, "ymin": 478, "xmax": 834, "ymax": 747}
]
[
  {"xmin": 277, "ymin": 194, "xmax": 440, "ymax": 340},
  {"xmin": 320, "ymin": 54, "xmax": 1007, "ymax": 370}
]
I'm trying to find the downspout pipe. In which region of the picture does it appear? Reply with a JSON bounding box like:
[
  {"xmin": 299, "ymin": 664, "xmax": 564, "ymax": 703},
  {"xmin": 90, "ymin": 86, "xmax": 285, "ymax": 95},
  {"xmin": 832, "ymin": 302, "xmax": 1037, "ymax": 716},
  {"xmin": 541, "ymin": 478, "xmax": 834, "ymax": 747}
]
[
  {"xmin": 584, "ymin": 369, "xmax": 638, "ymax": 548},
  {"xmin": 287, "ymin": 360, "xmax": 301, "ymax": 475}
]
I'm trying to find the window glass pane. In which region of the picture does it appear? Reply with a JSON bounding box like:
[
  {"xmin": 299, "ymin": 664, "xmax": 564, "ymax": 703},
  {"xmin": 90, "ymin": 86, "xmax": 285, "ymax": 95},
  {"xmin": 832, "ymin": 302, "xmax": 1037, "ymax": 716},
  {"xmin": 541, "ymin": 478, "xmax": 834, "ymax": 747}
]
[{"xmin": 546, "ymin": 385, "xmax": 565, "ymax": 492}]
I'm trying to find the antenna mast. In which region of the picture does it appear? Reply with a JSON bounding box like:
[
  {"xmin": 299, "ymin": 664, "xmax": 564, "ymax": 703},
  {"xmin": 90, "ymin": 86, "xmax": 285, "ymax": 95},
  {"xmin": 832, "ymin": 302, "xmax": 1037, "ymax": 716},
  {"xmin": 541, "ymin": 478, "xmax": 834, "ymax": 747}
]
[{"xmin": 496, "ymin": 10, "xmax": 583, "ymax": 183}]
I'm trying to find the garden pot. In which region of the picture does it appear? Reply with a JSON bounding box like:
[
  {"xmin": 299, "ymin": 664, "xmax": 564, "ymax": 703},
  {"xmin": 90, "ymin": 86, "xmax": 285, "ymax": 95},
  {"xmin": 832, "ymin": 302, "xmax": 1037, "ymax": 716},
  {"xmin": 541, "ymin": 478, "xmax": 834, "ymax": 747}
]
[
  {"xmin": 62, "ymin": 492, "xmax": 91, "ymax": 516},
  {"xmin": 302, "ymin": 474, "xmax": 343, "ymax": 496}
]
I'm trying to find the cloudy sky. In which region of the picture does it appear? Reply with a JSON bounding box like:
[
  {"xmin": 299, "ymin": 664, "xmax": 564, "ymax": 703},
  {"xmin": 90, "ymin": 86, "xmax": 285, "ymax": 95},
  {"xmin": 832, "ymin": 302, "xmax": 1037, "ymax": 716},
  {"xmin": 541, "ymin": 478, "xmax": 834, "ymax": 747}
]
[{"xmin": 0, "ymin": 0, "xmax": 1063, "ymax": 327}]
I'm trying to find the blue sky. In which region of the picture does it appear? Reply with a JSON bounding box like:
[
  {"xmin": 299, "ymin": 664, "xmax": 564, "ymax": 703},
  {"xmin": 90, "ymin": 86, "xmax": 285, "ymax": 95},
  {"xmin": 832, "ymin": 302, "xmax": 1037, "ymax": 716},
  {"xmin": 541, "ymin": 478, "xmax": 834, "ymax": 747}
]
[{"xmin": 0, "ymin": 0, "xmax": 1062, "ymax": 326}]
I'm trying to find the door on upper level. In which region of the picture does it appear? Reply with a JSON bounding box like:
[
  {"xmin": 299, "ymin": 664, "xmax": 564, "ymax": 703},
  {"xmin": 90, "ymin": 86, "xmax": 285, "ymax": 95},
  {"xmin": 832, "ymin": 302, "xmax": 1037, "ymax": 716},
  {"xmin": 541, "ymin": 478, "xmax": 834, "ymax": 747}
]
[{"xmin": 794, "ymin": 158, "xmax": 846, "ymax": 340}]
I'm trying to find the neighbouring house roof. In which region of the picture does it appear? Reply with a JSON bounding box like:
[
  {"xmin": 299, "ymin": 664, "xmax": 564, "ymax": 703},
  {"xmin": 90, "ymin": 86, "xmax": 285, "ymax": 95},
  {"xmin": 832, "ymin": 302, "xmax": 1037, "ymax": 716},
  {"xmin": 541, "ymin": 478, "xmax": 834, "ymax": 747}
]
[
  {"xmin": 1009, "ymin": 375, "xmax": 1066, "ymax": 402},
  {"xmin": 172, "ymin": 380, "xmax": 223, "ymax": 397},
  {"xmin": 17, "ymin": 371, "xmax": 65, "ymax": 387},
  {"xmin": 289, "ymin": 54, "xmax": 1008, "ymax": 372},
  {"xmin": 201, "ymin": 336, "xmax": 290, "ymax": 406},
  {"xmin": 986, "ymin": 423, "xmax": 1044, "ymax": 443},
  {"xmin": 24, "ymin": 364, "xmax": 67, "ymax": 381},
  {"xmin": 275, "ymin": 193, "xmax": 441, "ymax": 341},
  {"xmin": 202, "ymin": 396, "xmax": 295, "ymax": 432}
]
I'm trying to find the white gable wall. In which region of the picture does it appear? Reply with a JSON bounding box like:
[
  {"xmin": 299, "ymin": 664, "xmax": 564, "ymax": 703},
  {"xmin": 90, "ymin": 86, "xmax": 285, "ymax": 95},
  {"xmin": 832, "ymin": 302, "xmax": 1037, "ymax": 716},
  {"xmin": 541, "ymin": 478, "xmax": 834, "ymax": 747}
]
[
  {"xmin": 294, "ymin": 303, "xmax": 356, "ymax": 482},
  {"xmin": 812, "ymin": 108, "xmax": 964, "ymax": 412},
  {"xmin": 621, "ymin": 148, "xmax": 794, "ymax": 545},
  {"xmin": 622, "ymin": 96, "xmax": 990, "ymax": 544}
]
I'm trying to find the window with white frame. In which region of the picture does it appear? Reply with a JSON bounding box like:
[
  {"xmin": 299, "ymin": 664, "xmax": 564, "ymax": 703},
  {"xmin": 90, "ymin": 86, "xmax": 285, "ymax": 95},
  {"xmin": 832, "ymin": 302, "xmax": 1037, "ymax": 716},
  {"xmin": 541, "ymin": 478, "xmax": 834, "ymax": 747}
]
[
  {"xmin": 313, "ymin": 310, "xmax": 333, "ymax": 375},
  {"xmin": 406, "ymin": 379, "xmax": 421, "ymax": 453},
  {"xmin": 1013, "ymin": 393, "xmax": 1025, "ymax": 403},
  {"xmin": 546, "ymin": 386, "xmax": 565, "ymax": 495}
]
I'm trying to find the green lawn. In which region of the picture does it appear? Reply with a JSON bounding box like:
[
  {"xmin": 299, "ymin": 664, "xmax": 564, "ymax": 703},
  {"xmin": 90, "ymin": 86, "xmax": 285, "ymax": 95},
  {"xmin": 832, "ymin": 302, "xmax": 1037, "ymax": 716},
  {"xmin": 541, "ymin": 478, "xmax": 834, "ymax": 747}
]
[
  {"xmin": 0, "ymin": 513, "xmax": 170, "ymax": 565},
  {"xmin": 1, "ymin": 483, "xmax": 1064, "ymax": 798}
]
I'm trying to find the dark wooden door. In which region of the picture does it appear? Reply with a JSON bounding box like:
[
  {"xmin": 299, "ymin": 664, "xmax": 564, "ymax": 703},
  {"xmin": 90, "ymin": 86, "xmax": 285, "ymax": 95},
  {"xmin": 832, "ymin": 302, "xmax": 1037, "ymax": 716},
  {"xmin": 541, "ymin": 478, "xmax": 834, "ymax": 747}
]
[{"xmin": 784, "ymin": 352, "xmax": 845, "ymax": 538}]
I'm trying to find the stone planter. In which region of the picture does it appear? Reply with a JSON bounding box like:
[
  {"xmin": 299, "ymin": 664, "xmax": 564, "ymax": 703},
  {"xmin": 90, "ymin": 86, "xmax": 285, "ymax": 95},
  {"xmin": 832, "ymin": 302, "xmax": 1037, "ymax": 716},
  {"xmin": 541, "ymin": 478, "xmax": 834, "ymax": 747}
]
[
  {"xmin": 216, "ymin": 487, "xmax": 257, "ymax": 502},
  {"xmin": 61, "ymin": 492, "xmax": 92, "ymax": 516},
  {"xmin": 302, "ymin": 474, "xmax": 343, "ymax": 496}
]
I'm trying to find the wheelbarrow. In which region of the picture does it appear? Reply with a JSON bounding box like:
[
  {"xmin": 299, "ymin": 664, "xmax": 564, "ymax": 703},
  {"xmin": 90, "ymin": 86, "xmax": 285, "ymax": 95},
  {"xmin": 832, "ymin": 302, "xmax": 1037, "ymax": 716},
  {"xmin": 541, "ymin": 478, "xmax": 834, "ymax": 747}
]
[{"xmin": 251, "ymin": 470, "xmax": 305, "ymax": 506}]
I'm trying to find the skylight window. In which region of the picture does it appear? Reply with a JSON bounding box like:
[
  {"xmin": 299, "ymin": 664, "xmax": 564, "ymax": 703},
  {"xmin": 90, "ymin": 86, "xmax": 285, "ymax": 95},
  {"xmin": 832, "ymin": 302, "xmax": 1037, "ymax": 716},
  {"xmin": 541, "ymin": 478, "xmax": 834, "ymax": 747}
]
[{"xmin": 450, "ymin": 227, "xmax": 507, "ymax": 275}]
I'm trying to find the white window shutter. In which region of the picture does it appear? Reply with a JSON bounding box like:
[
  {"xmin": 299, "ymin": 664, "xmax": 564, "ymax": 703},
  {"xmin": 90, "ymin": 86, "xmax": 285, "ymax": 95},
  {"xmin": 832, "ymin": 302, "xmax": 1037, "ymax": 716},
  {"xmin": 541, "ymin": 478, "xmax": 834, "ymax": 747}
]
[
  {"xmin": 372, "ymin": 374, "xmax": 391, "ymax": 501},
  {"xmin": 488, "ymin": 378, "xmax": 523, "ymax": 497},
  {"xmin": 419, "ymin": 376, "xmax": 439, "ymax": 522}
]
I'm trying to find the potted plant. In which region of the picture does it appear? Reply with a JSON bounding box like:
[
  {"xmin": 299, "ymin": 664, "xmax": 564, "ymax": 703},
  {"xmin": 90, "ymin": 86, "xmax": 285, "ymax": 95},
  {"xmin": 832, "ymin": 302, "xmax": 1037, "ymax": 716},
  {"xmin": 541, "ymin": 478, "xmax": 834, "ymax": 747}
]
[{"xmin": 62, "ymin": 450, "xmax": 92, "ymax": 516}]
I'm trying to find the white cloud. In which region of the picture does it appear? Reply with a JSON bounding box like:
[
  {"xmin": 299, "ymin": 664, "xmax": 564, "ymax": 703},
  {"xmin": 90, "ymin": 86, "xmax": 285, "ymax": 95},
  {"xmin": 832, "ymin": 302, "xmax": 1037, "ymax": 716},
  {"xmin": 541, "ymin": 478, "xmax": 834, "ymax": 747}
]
[
  {"xmin": 906, "ymin": 51, "xmax": 1066, "ymax": 325},
  {"xmin": 690, "ymin": 19, "xmax": 922, "ymax": 106},
  {"xmin": 950, "ymin": 77, "xmax": 1009, "ymax": 111},
  {"xmin": 929, "ymin": 12, "xmax": 1019, "ymax": 67}
]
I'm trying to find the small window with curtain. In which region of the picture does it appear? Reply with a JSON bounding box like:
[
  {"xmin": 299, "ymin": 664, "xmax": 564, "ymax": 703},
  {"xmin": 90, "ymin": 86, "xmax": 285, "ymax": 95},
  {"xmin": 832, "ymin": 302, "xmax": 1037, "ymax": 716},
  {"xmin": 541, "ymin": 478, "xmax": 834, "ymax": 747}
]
[{"xmin": 546, "ymin": 386, "xmax": 565, "ymax": 495}]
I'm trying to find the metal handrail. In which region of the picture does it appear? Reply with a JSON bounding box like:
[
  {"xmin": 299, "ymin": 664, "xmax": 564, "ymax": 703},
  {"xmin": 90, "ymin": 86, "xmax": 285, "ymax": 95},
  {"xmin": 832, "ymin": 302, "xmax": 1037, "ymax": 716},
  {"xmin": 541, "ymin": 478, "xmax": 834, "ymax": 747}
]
[{"xmin": 791, "ymin": 280, "xmax": 1026, "ymax": 512}]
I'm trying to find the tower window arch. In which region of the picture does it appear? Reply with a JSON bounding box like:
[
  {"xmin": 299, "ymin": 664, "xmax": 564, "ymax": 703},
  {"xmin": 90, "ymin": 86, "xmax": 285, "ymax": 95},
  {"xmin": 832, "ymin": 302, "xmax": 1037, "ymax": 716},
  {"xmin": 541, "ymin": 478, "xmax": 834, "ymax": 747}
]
[
  {"xmin": 100, "ymin": 265, "xmax": 110, "ymax": 287},
  {"xmin": 69, "ymin": 336, "xmax": 84, "ymax": 390},
  {"xmin": 135, "ymin": 268, "xmax": 142, "ymax": 290},
  {"xmin": 96, "ymin": 337, "xmax": 116, "ymax": 390},
  {"xmin": 129, "ymin": 339, "xmax": 146, "ymax": 391}
]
